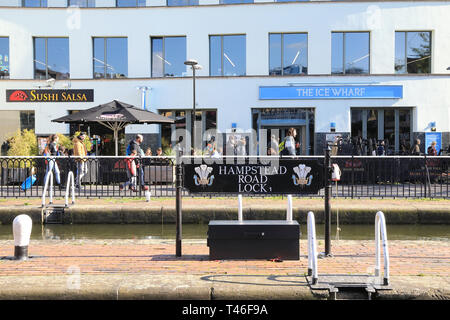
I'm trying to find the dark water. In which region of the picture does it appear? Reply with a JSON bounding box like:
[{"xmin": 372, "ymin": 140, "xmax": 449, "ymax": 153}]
[{"xmin": 0, "ymin": 223, "xmax": 448, "ymax": 241}]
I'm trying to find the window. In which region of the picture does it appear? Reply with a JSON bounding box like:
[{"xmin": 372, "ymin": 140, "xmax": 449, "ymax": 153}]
[
  {"xmin": 22, "ymin": 0, "xmax": 47, "ymax": 7},
  {"xmin": 116, "ymin": 0, "xmax": 145, "ymax": 6},
  {"xmin": 151, "ymin": 37, "xmax": 187, "ymax": 77},
  {"xmin": 210, "ymin": 35, "xmax": 246, "ymax": 76},
  {"xmin": 395, "ymin": 31, "xmax": 431, "ymax": 74},
  {"xmin": 332, "ymin": 32, "xmax": 370, "ymax": 74},
  {"xmin": 167, "ymin": 0, "xmax": 199, "ymax": 6},
  {"xmin": 220, "ymin": 0, "xmax": 253, "ymax": 3},
  {"xmin": 269, "ymin": 33, "xmax": 307, "ymax": 76},
  {"xmin": 68, "ymin": 0, "xmax": 96, "ymax": 7},
  {"xmin": 34, "ymin": 38, "xmax": 70, "ymax": 80},
  {"xmin": 0, "ymin": 37, "xmax": 9, "ymax": 79},
  {"xmin": 93, "ymin": 37, "xmax": 128, "ymax": 79}
]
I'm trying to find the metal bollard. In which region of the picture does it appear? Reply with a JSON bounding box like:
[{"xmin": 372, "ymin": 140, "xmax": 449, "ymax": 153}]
[
  {"xmin": 145, "ymin": 190, "xmax": 151, "ymax": 202},
  {"xmin": 286, "ymin": 195, "xmax": 293, "ymax": 221},
  {"xmin": 12, "ymin": 214, "xmax": 32, "ymax": 260}
]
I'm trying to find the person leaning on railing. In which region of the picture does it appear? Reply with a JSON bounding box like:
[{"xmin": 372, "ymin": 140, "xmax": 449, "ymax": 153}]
[{"xmin": 73, "ymin": 132, "xmax": 88, "ymax": 189}]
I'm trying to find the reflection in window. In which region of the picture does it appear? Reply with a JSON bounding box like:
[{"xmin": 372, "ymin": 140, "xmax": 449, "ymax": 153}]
[
  {"xmin": 34, "ymin": 38, "xmax": 70, "ymax": 80},
  {"xmin": 0, "ymin": 38, "xmax": 9, "ymax": 79},
  {"xmin": 399, "ymin": 109, "xmax": 411, "ymax": 152},
  {"xmin": 69, "ymin": 0, "xmax": 96, "ymax": 7},
  {"xmin": 384, "ymin": 110, "xmax": 395, "ymax": 153},
  {"xmin": 220, "ymin": 0, "xmax": 253, "ymax": 3},
  {"xmin": 366, "ymin": 109, "xmax": 378, "ymax": 141},
  {"xmin": 116, "ymin": 0, "xmax": 146, "ymax": 6},
  {"xmin": 167, "ymin": 0, "xmax": 199, "ymax": 6},
  {"xmin": 93, "ymin": 37, "xmax": 128, "ymax": 79},
  {"xmin": 351, "ymin": 109, "xmax": 363, "ymax": 138},
  {"xmin": 332, "ymin": 32, "xmax": 370, "ymax": 74},
  {"xmin": 210, "ymin": 35, "xmax": 246, "ymax": 76},
  {"xmin": 151, "ymin": 37, "xmax": 186, "ymax": 77},
  {"xmin": 23, "ymin": 0, "xmax": 47, "ymax": 7},
  {"xmin": 269, "ymin": 33, "xmax": 307, "ymax": 76},
  {"xmin": 395, "ymin": 31, "xmax": 431, "ymax": 74}
]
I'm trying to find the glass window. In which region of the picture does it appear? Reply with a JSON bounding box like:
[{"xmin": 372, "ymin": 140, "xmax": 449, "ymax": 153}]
[
  {"xmin": 395, "ymin": 31, "xmax": 431, "ymax": 74},
  {"xmin": 34, "ymin": 38, "xmax": 70, "ymax": 80},
  {"xmin": 210, "ymin": 35, "xmax": 246, "ymax": 76},
  {"xmin": 93, "ymin": 37, "xmax": 128, "ymax": 79},
  {"xmin": 23, "ymin": 0, "xmax": 47, "ymax": 7},
  {"xmin": 269, "ymin": 33, "xmax": 307, "ymax": 76},
  {"xmin": 351, "ymin": 109, "xmax": 363, "ymax": 138},
  {"xmin": 68, "ymin": 0, "xmax": 96, "ymax": 7},
  {"xmin": 384, "ymin": 109, "xmax": 395, "ymax": 152},
  {"xmin": 332, "ymin": 32, "xmax": 370, "ymax": 74},
  {"xmin": 0, "ymin": 37, "xmax": 9, "ymax": 79},
  {"xmin": 399, "ymin": 109, "xmax": 411, "ymax": 152},
  {"xmin": 366, "ymin": 109, "xmax": 378, "ymax": 141},
  {"xmin": 116, "ymin": 0, "xmax": 145, "ymax": 6},
  {"xmin": 151, "ymin": 37, "xmax": 186, "ymax": 77},
  {"xmin": 167, "ymin": 0, "xmax": 199, "ymax": 6},
  {"xmin": 220, "ymin": 0, "xmax": 253, "ymax": 3}
]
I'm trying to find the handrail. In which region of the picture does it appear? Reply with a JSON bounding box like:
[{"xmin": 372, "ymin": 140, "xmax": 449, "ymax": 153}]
[
  {"xmin": 65, "ymin": 171, "xmax": 75, "ymax": 207},
  {"xmin": 307, "ymin": 211, "xmax": 318, "ymax": 284},
  {"xmin": 41, "ymin": 170, "xmax": 53, "ymax": 208},
  {"xmin": 375, "ymin": 211, "xmax": 390, "ymax": 285}
]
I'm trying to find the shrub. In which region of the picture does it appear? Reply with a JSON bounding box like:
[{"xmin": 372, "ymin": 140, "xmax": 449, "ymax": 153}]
[{"xmin": 6, "ymin": 129, "xmax": 38, "ymax": 157}]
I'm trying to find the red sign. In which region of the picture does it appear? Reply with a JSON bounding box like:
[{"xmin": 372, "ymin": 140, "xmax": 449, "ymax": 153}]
[{"xmin": 8, "ymin": 90, "xmax": 28, "ymax": 101}]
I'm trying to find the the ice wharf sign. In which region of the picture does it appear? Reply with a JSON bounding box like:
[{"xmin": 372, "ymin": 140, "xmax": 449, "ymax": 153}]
[
  {"xmin": 183, "ymin": 159, "xmax": 324, "ymax": 194},
  {"xmin": 259, "ymin": 85, "xmax": 403, "ymax": 100}
]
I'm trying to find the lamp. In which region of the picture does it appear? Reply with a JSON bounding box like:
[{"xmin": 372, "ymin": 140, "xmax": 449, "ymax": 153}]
[
  {"xmin": 330, "ymin": 122, "xmax": 336, "ymax": 133},
  {"xmin": 184, "ymin": 59, "xmax": 201, "ymax": 152},
  {"xmin": 430, "ymin": 121, "xmax": 436, "ymax": 132}
]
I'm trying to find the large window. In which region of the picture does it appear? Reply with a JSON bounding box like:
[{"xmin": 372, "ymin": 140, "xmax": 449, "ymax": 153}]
[
  {"xmin": 68, "ymin": 0, "xmax": 96, "ymax": 7},
  {"xmin": 210, "ymin": 35, "xmax": 246, "ymax": 76},
  {"xmin": 116, "ymin": 0, "xmax": 146, "ymax": 6},
  {"xmin": 0, "ymin": 37, "xmax": 9, "ymax": 79},
  {"xmin": 395, "ymin": 31, "xmax": 431, "ymax": 74},
  {"xmin": 269, "ymin": 33, "xmax": 308, "ymax": 76},
  {"xmin": 167, "ymin": 0, "xmax": 199, "ymax": 6},
  {"xmin": 151, "ymin": 37, "xmax": 187, "ymax": 77},
  {"xmin": 332, "ymin": 32, "xmax": 370, "ymax": 74},
  {"xmin": 34, "ymin": 38, "xmax": 70, "ymax": 80},
  {"xmin": 351, "ymin": 108, "xmax": 412, "ymax": 155},
  {"xmin": 22, "ymin": 0, "xmax": 47, "ymax": 7},
  {"xmin": 93, "ymin": 37, "xmax": 128, "ymax": 79}
]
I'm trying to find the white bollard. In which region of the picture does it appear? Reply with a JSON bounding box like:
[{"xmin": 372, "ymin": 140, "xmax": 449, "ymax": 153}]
[
  {"xmin": 12, "ymin": 214, "xmax": 33, "ymax": 260},
  {"xmin": 238, "ymin": 195, "xmax": 243, "ymax": 221},
  {"xmin": 145, "ymin": 190, "xmax": 151, "ymax": 202},
  {"xmin": 287, "ymin": 195, "xmax": 293, "ymax": 221}
]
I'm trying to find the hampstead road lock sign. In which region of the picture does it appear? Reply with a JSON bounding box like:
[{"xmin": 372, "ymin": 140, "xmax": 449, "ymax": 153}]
[
  {"xmin": 6, "ymin": 89, "xmax": 94, "ymax": 103},
  {"xmin": 183, "ymin": 159, "xmax": 325, "ymax": 194}
]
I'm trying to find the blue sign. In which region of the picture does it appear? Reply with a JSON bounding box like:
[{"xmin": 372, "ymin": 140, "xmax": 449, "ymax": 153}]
[
  {"xmin": 425, "ymin": 132, "xmax": 442, "ymax": 155},
  {"xmin": 259, "ymin": 85, "xmax": 403, "ymax": 100}
]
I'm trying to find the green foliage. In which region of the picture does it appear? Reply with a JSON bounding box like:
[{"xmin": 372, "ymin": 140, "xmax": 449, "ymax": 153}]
[
  {"xmin": 57, "ymin": 133, "xmax": 73, "ymax": 151},
  {"xmin": 6, "ymin": 129, "xmax": 38, "ymax": 157}
]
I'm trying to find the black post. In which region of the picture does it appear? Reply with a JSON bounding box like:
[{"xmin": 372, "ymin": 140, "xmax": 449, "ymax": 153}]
[
  {"xmin": 324, "ymin": 145, "xmax": 332, "ymax": 256},
  {"xmin": 175, "ymin": 151, "xmax": 183, "ymax": 257},
  {"xmin": 191, "ymin": 67, "xmax": 196, "ymax": 153}
]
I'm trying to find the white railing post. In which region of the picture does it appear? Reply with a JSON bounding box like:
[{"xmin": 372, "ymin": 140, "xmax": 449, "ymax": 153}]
[
  {"xmin": 65, "ymin": 171, "xmax": 75, "ymax": 207},
  {"xmin": 41, "ymin": 170, "xmax": 53, "ymax": 208},
  {"xmin": 375, "ymin": 211, "xmax": 390, "ymax": 285},
  {"xmin": 286, "ymin": 195, "xmax": 293, "ymax": 221},
  {"xmin": 307, "ymin": 211, "xmax": 318, "ymax": 284},
  {"xmin": 238, "ymin": 194, "xmax": 243, "ymax": 221}
]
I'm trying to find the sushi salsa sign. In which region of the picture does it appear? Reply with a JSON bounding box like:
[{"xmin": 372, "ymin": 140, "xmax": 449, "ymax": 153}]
[
  {"xmin": 183, "ymin": 159, "xmax": 324, "ymax": 194},
  {"xmin": 6, "ymin": 89, "xmax": 94, "ymax": 103}
]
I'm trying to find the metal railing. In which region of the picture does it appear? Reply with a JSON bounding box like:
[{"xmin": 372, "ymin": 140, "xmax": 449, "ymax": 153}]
[
  {"xmin": 375, "ymin": 211, "xmax": 390, "ymax": 285},
  {"xmin": 65, "ymin": 171, "xmax": 75, "ymax": 207},
  {"xmin": 0, "ymin": 155, "xmax": 448, "ymax": 199},
  {"xmin": 307, "ymin": 211, "xmax": 319, "ymax": 284}
]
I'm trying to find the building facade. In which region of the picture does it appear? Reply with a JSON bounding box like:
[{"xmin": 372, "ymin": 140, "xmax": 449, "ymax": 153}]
[{"xmin": 0, "ymin": 0, "xmax": 449, "ymax": 155}]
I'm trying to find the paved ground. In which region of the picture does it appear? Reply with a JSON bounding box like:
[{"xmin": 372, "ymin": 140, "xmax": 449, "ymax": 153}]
[{"xmin": 0, "ymin": 239, "xmax": 449, "ymax": 299}]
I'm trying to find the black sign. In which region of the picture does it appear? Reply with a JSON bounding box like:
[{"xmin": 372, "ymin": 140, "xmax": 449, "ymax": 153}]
[
  {"xmin": 183, "ymin": 159, "xmax": 325, "ymax": 195},
  {"xmin": 6, "ymin": 89, "xmax": 94, "ymax": 103}
]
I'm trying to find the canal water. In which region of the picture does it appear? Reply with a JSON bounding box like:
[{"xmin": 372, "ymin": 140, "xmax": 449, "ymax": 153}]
[{"xmin": 0, "ymin": 224, "xmax": 448, "ymax": 241}]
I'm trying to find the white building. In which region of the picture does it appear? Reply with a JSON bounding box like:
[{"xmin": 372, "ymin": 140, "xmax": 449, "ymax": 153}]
[{"xmin": 0, "ymin": 0, "xmax": 449, "ymax": 155}]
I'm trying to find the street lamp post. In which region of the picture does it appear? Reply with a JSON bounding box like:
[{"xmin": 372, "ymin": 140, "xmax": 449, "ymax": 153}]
[{"xmin": 184, "ymin": 59, "xmax": 201, "ymax": 153}]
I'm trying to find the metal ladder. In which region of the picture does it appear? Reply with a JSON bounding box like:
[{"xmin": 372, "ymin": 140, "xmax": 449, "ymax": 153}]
[
  {"xmin": 307, "ymin": 211, "xmax": 391, "ymax": 299},
  {"xmin": 41, "ymin": 171, "xmax": 75, "ymax": 224}
]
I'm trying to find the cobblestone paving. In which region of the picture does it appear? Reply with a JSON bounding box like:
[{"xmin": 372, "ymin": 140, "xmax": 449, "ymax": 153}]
[{"xmin": 0, "ymin": 240, "xmax": 449, "ymax": 280}]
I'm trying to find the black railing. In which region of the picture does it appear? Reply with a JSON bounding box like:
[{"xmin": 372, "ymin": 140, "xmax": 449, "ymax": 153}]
[{"xmin": 0, "ymin": 156, "xmax": 448, "ymax": 199}]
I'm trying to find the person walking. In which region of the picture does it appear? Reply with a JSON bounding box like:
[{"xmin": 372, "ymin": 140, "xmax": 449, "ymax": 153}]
[
  {"xmin": 127, "ymin": 134, "xmax": 148, "ymax": 191},
  {"xmin": 270, "ymin": 134, "xmax": 279, "ymax": 155},
  {"xmin": 282, "ymin": 128, "xmax": 297, "ymax": 156},
  {"xmin": 73, "ymin": 132, "xmax": 88, "ymax": 189},
  {"xmin": 427, "ymin": 141, "xmax": 437, "ymax": 156},
  {"xmin": 43, "ymin": 134, "xmax": 62, "ymax": 189},
  {"xmin": 410, "ymin": 139, "xmax": 421, "ymax": 155},
  {"xmin": 236, "ymin": 136, "xmax": 247, "ymax": 156}
]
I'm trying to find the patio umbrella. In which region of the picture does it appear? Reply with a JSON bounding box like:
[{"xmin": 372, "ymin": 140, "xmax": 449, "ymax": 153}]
[{"xmin": 52, "ymin": 100, "xmax": 174, "ymax": 156}]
